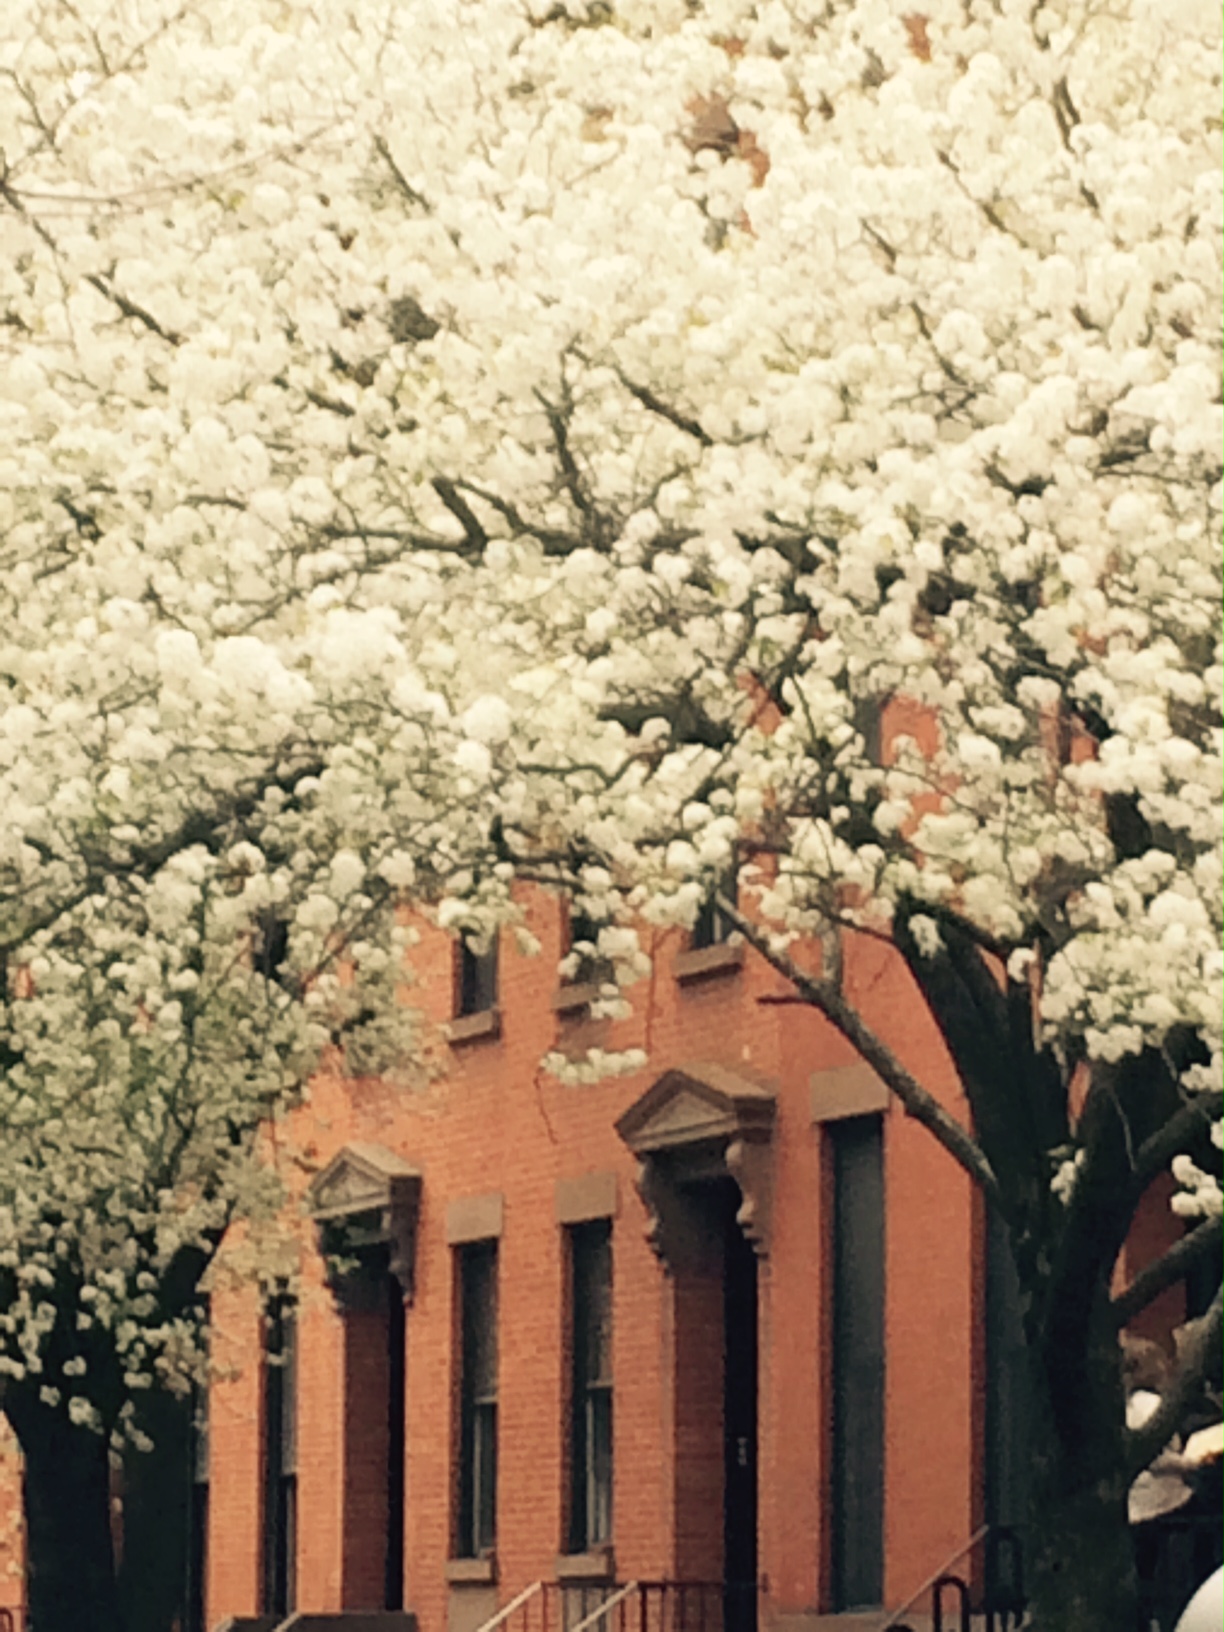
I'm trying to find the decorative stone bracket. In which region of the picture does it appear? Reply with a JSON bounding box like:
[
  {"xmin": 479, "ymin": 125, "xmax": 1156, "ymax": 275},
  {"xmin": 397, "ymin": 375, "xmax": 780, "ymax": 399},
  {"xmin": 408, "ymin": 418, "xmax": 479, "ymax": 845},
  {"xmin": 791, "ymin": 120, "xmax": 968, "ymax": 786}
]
[
  {"xmin": 614, "ymin": 1062, "xmax": 776, "ymax": 1268},
  {"xmin": 307, "ymin": 1141, "xmax": 422, "ymax": 1305}
]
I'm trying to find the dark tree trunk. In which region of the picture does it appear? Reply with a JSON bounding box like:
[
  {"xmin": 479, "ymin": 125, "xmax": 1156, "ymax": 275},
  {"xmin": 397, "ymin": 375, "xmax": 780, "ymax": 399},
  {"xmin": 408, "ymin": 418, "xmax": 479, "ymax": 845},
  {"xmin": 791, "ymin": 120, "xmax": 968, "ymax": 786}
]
[
  {"xmin": 1020, "ymin": 1274, "xmax": 1141, "ymax": 1631},
  {"xmin": 1025, "ymin": 1449, "xmax": 1138, "ymax": 1631},
  {"xmin": 117, "ymin": 1390, "xmax": 192, "ymax": 1632},
  {"xmin": 6, "ymin": 1394, "xmax": 122, "ymax": 1632}
]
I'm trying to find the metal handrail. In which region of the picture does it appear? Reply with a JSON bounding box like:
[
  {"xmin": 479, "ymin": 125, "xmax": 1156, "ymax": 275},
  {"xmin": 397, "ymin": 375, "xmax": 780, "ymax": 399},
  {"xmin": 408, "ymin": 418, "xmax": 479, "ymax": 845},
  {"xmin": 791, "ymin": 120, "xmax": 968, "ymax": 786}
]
[
  {"xmin": 472, "ymin": 1579, "xmax": 546, "ymax": 1632},
  {"xmin": 567, "ymin": 1580, "xmax": 641, "ymax": 1632},
  {"xmin": 879, "ymin": 1525, "xmax": 990, "ymax": 1629}
]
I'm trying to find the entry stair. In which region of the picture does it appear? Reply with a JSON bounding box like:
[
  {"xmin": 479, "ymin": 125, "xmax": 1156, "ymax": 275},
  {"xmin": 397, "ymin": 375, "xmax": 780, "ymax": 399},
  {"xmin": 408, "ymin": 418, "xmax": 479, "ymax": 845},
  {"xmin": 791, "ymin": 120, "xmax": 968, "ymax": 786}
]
[
  {"xmin": 213, "ymin": 1616, "xmax": 417, "ymax": 1631},
  {"xmin": 209, "ymin": 1565, "xmax": 1010, "ymax": 1632}
]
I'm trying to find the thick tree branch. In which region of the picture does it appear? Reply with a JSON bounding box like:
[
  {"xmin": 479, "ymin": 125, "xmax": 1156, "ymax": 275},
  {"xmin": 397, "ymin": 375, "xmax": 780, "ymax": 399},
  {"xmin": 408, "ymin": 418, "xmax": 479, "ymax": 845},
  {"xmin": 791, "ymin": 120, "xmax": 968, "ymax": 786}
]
[
  {"xmin": 715, "ymin": 895, "xmax": 1003, "ymax": 1208},
  {"xmin": 1112, "ymin": 1216, "xmax": 1223, "ymax": 1328},
  {"xmin": 1134, "ymin": 1092, "xmax": 1224, "ymax": 1193},
  {"xmin": 1125, "ymin": 1286, "xmax": 1223, "ymax": 1478},
  {"xmin": 892, "ymin": 907, "xmax": 1058, "ymax": 1215},
  {"xmin": 430, "ymin": 477, "xmax": 489, "ymax": 552},
  {"xmin": 895, "ymin": 894, "xmax": 1013, "ymax": 960}
]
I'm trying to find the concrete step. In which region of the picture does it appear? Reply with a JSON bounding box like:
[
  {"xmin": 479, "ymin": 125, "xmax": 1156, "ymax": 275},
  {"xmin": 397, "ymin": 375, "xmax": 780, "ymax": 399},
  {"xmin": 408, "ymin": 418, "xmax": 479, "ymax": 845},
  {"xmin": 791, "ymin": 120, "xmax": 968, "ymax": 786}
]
[{"xmin": 212, "ymin": 1616, "xmax": 418, "ymax": 1632}]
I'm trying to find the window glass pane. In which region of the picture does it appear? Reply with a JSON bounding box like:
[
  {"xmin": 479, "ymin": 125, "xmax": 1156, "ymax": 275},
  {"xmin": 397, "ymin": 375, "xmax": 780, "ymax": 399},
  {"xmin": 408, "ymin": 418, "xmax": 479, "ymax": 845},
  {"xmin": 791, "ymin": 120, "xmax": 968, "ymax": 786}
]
[
  {"xmin": 263, "ymin": 1294, "xmax": 297, "ymax": 1615},
  {"xmin": 586, "ymin": 1388, "xmax": 613, "ymax": 1545},
  {"xmin": 191, "ymin": 1383, "xmax": 210, "ymax": 1485},
  {"xmin": 279, "ymin": 1310, "xmax": 297, "ymax": 1474},
  {"xmin": 576, "ymin": 1227, "xmax": 612, "ymax": 1387},
  {"xmin": 692, "ymin": 870, "xmax": 737, "ymax": 949},
  {"xmin": 566, "ymin": 907, "xmax": 611, "ymax": 985},
  {"xmin": 458, "ymin": 936, "xmax": 498, "ymax": 1016},
  {"xmin": 474, "ymin": 1402, "xmax": 497, "ymax": 1554},
  {"xmin": 831, "ymin": 1116, "xmax": 884, "ymax": 1610},
  {"xmin": 465, "ymin": 1244, "xmax": 498, "ymax": 1402},
  {"xmin": 459, "ymin": 1242, "xmax": 498, "ymax": 1556},
  {"xmin": 570, "ymin": 1221, "xmax": 613, "ymax": 1550}
]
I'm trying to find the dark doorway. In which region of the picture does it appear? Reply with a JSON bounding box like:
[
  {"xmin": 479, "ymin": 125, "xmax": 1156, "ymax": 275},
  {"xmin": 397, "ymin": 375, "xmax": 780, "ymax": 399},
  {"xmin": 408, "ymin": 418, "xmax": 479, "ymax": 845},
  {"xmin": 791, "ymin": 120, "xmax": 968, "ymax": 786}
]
[
  {"xmin": 722, "ymin": 1181, "xmax": 759, "ymax": 1632},
  {"xmin": 339, "ymin": 1251, "xmax": 407, "ymax": 1609}
]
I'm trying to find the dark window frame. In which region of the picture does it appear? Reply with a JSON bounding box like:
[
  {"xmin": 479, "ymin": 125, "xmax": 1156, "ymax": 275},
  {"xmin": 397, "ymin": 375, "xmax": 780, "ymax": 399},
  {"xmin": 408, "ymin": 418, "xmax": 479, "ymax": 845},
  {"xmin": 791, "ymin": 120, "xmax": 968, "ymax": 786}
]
[
  {"xmin": 456, "ymin": 1241, "xmax": 499, "ymax": 1558},
  {"xmin": 262, "ymin": 1293, "xmax": 297, "ymax": 1618},
  {"xmin": 567, "ymin": 1220, "xmax": 613, "ymax": 1552}
]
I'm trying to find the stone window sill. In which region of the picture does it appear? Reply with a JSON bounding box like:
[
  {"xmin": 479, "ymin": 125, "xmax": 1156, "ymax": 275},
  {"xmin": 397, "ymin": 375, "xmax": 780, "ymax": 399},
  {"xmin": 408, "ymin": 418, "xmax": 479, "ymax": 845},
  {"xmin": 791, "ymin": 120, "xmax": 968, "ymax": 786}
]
[
  {"xmin": 447, "ymin": 1008, "xmax": 502, "ymax": 1044},
  {"xmin": 552, "ymin": 982, "xmax": 601, "ymax": 1016},
  {"xmin": 446, "ymin": 1556, "xmax": 497, "ymax": 1585},
  {"xmin": 673, "ymin": 942, "xmax": 745, "ymax": 983},
  {"xmin": 555, "ymin": 1548, "xmax": 615, "ymax": 1583}
]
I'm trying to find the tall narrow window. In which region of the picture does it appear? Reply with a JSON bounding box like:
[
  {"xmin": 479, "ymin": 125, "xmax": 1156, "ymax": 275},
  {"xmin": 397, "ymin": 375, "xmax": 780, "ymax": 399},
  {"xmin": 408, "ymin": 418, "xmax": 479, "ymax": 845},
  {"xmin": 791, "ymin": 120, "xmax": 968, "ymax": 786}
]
[
  {"xmin": 830, "ymin": 1116, "xmax": 885, "ymax": 1611},
  {"xmin": 262, "ymin": 1296, "xmax": 297, "ymax": 1617},
  {"xmin": 568, "ymin": 1221, "xmax": 613, "ymax": 1551},
  {"xmin": 456, "ymin": 933, "xmax": 498, "ymax": 1017},
  {"xmin": 184, "ymin": 1327, "xmax": 210, "ymax": 1632},
  {"xmin": 457, "ymin": 1243, "xmax": 498, "ymax": 1557}
]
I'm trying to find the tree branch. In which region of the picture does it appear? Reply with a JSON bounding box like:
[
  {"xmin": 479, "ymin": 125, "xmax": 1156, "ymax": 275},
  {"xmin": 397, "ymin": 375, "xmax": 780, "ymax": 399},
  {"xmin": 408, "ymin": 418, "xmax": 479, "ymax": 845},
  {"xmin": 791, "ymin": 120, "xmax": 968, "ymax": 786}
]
[
  {"xmin": 715, "ymin": 895, "xmax": 1003, "ymax": 1208},
  {"xmin": 1125, "ymin": 1285, "xmax": 1223, "ymax": 1478},
  {"xmin": 1112, "ymin": 1216, "xmax": 1223, "ymax": 1329},
  {"xmin": 617, "ymin": 371, "xmax": 712, "ymax": 445},
  {"xmin": 1134, "ymin": 1093, "xmax": 1224, "ymax": 1194},
  {"xmin": 85, "ymin": 272, "xmax": 182, "ymax": 345},
  {"xmin": 430, "ymin": 477, "xmax": 488, "ymax": 552}
]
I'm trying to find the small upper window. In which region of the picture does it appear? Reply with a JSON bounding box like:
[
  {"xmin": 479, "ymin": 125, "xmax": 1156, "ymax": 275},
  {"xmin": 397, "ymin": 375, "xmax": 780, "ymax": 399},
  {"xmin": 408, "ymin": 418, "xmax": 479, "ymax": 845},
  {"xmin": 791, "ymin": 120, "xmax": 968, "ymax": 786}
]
[
  {"xmin": 456, "ymin": 934, "xmax": 498, "ymax": 1017},
  {"xmin": 254, "ymin": 910, "xmax": 293, "ymax": 990},
  {"xmin": 564, "ymin": 905, "xmax": 612, "ymax": 989},
  {"xmin": 691, "ymin": 871, "xmax": 737, "ymax": 951}
]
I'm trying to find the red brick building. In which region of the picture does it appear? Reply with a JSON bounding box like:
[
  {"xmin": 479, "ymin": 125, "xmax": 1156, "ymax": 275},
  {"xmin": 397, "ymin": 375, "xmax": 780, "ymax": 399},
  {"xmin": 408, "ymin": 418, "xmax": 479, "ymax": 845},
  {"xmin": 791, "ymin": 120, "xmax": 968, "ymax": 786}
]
[{"xmin": 198, "ymin": 883, "xmax": 1053, "ymax": 1632}]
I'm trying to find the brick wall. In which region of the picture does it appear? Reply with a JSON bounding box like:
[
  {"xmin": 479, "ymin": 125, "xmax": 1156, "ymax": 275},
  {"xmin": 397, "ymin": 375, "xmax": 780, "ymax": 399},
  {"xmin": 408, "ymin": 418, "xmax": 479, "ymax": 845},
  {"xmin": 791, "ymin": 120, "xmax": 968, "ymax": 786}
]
[{"xmin": 200, "ymin": 887, "xmax": 983, "ymax": 1632}]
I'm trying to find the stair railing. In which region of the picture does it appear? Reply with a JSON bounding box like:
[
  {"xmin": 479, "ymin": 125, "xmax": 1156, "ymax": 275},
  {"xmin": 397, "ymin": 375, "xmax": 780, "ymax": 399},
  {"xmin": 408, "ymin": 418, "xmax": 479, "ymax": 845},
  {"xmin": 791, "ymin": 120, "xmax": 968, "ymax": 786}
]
[
  {"xmin": 880, "ymin": 1524, "xmax": 989, "ymax": 1631},
  {"xmin": 472, "ymin": 1580, "xmax": 547, "ymax": 1632},
  {"xmin": 566, "ymin": 1580, "xmax": 641, "ymax": 1632},
  {"xmin": 880, "ymin": 1525, "xmax": 1025, "ymax": 1631}
]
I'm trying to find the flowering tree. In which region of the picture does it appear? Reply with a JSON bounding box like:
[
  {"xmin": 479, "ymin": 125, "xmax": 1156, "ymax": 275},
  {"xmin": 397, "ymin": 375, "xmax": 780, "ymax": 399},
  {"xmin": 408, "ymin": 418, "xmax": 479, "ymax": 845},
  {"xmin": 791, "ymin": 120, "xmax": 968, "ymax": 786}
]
[
  {"xmin": 0, "ymin": 11, "xmax": 606, "ymax": 1626},
  {"xmin": 444, "ymin": 5, "xmax": 1220, "ymax": 1628},
  {"xmin": 2, "ymin": 0, "xmax": 1219, "ymax": 1628}
]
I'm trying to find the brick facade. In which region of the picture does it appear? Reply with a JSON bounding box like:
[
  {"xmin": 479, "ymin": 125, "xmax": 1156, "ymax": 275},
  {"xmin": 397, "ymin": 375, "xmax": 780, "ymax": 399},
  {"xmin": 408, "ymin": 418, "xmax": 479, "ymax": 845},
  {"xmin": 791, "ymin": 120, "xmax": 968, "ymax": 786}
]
[
  {"xmin": 0, "ymin": 881, "xmax": 1189, "ymax": 1630},
  {"xmin": 202, "ymin": 888, "xmax": 989, "ymax": 1632}
]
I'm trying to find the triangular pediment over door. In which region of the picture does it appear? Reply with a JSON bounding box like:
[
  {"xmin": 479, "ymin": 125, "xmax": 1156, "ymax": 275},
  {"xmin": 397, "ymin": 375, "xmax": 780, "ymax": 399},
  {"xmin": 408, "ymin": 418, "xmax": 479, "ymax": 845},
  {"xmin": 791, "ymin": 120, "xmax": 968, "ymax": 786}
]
[{"xmin": 615, "ymin": 1061, "xmax": 776, "ymax": 1263}]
